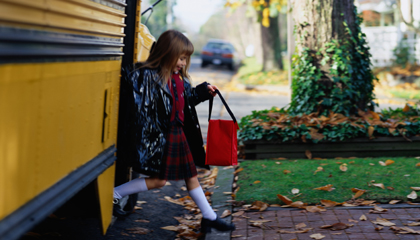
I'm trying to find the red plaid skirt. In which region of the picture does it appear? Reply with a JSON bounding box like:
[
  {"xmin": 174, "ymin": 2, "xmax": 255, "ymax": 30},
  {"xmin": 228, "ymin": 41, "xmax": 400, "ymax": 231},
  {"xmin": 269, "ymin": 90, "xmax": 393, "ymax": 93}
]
[{"xmin": 159, "ymin": 124, "xmax": 197, "ymax": 180}]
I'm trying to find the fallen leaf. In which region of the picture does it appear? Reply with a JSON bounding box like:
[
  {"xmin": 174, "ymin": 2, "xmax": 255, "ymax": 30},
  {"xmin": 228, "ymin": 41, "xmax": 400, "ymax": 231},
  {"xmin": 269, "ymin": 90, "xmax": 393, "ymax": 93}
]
[
  {"xmin": 290, "ymin": 201, "xmax": 305, "ymax": 208},
  {"xmin": 339, "ymin": 164, "xmax": 348, "ymax": 172},
  {"xmin": 305, "ymin": 206, "xmax": 327, "ymax": 213},
  {"xmin": 369, "ymin": 163, "xmax": 375, "ymax": 166},
  {"xmin": 314, "ymin": 184, "xmax": 335, "ymax": 191},
  {"xmin": 351, "ymin": 188, "xmax": 365, "ymax": 193},
  {"xmin": 295, "ymin": 222, "xmax": 307, "ymax": 229},
  {"xmin": 292, "ymin": 188, "xmax": 300, "ymax": 194},
  {"xmin": 372, "ymin": 183, "xmax": 385, "ymax": 189},
  {"xmin": 348, "ymin": 219, "xmax": 358, "ymax": 223},
  {"xmin": 411, "ymin": 187, "xmax": 420, "ymax": 191},
  {"xmin": 385, "ymin": 160, "xmax": 395, "ymax": 166},
  {"xmin": 278, "ymin": 228, "xmax": 312, "ymax": 234},
  {"xmin": 275, "ymin": 162, "xmax": 282, "ymax": 164},
  {"xmin": 305, "ymin": 150, "xmax": 312, "ymax": 159},
  {"xmin": 314, "ymin": 166, "xmax": 324, "ymax": 175},
  {"xmin": 407, "ymin": 201, "xmax": 420, "ymax": 205},
  {"xmin": 277, "ymin": 194, "xmax": 293, "ymax": 205},
  {"xmin": 353, "ymin": 190, "xmax": 366, "ymax": 199},
  {"xmin": 370, "ymin": 205, "xmax": 388, "ymax": 213},
  {"xmin": 250, "ymin": 201, "xmax": 269, "ymax": 211},
  {"xmin": 389, "ymin": 200, "xmax": 400, "ymax": 204},
  {"xmin": 220, "ymin": 210, "xmax": 231, "ymax": 218},
  {"xmin": 387, "ymin": 186, "xmax": 395, "ymax": 190},
  {"xmin": 372, "ymin": 218, "xmax": 395, "ymax": 226},
  {"xmin": 134, "ymin": 219, "xmax": 150, "ymax": 223},
  {"xmin": 403, "ymin": 103, "xmax": 411, "ymax": 112},
  {"xmin": 310, "ymin": 233, "xmax": 325, "ymax": 239},
  {"xmin": 330, "ymin": 222, "xmax": 349, "ymax": 230},
  {"xmin": 232, "ymin": 211, "xmax": 244, "ymax": 217},
  {"xmin": 416, "ymin": 163, "xmax": 420, "ymax": 167},
  {"xmin": 342, "ymin": 203, "xmax": 357, "ymax": 207},
  {"xmin": 360, "ymin": 214, "xmax": 367, "ymax": 221},
  {"xmin": 223, "ymin": 192, "xmax": 232, "ymax": 195},
  {"xmin": 161, "ymin": 225, "xmax": 179, "ymax": 231},
  {"xmin": 408, "ymin": 191, "xmax": 418, "ymax": 199},
  {"xmin": 126, "ymin": 227, "xmax": 150, "ymax": 234},
  {"xmin": 375, "ymin": 226, "xmax": 384, "ymax": 231},
  {"xmin": 320, "ymin": 200, "xmax": 339, "ymax": 207},
  {"xmin": 331, "ymin": 232, "xmax": 342, "ymax": 235},
  {"xmin": 234, "ymin": 168, "xmax": 244, "ymax": 174},
  {"xmin": 407, "ymin": 222, "xmax": 420, "ymax": 226},
  {"xmin": 231, "ymin": 235, "xmax": 243, "ymax": 238},
  {"xmin": 253, "ymin": 180, "xmax": 261, "ymax": 184},
  {"xmin": 390, "ymin": 226, "xmax": 420, "ymax": 234},
  {"xmin": 361, "ymin": 200, "xmax": 376, "ymax": 205},
  {"xmin": 283, "ymin": 170, "xmax": 291, "ymax": 174},
  {"xmin": 379, "ymin": 161, "xmax": 386, "ymax": 166}
]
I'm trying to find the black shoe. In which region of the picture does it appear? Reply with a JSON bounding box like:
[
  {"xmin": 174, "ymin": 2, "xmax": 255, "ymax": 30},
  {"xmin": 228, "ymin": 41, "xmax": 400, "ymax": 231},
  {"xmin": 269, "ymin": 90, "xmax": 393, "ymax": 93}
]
[
  {"xmin": 113, "ymin": 199, "xmax": 128, "ymax": 218},
  {"xmin": 201, "ymin": 216, "xmax": 236, "ymax": 233}
]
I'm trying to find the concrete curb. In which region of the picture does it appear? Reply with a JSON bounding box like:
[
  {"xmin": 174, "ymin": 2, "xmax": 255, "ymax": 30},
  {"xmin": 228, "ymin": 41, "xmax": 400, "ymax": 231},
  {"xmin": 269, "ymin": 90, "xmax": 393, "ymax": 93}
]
[{"xmin": 205, "ymin": 166, "xmax": 234, "ymax": 240}]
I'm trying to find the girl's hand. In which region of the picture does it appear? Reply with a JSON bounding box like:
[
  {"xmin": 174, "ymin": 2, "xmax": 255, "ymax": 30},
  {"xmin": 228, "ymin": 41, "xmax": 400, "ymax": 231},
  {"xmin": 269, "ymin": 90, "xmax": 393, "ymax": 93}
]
[{"xmin": 207, "ymin": 84, "xmax": 218, "ymax": 97}]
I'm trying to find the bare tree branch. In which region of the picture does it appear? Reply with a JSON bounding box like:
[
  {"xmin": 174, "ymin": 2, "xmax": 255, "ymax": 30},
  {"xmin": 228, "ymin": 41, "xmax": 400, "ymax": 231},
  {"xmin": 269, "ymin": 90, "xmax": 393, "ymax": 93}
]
[{"xmin": 396, "ymin": 0, "xmax": 420, "ymax": 35}]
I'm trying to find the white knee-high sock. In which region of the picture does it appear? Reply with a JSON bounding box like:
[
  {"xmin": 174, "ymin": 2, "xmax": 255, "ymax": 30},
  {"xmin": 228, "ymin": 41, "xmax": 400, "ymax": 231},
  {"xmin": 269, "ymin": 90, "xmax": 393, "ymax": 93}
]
[
  {"xmin": 114, "ymin": 178, "xmax": 148, "ymax": 199},
  {"xmin": 189, "ymin": 187, "xmax": 217, "ymax": 220}
]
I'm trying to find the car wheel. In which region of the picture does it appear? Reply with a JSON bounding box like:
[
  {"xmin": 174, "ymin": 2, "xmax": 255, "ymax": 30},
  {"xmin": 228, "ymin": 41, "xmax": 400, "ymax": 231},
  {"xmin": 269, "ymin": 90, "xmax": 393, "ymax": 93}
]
[{"xmin": 228, "ymin": 63, "xmax": 234, "ymax": 71}]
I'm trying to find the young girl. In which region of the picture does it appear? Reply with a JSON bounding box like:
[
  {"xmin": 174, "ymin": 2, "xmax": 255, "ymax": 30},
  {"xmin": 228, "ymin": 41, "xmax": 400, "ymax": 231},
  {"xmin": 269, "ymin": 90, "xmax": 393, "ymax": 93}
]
[{"xmin": 113, "ymin": 30, "xmax": 235, "ymax": 233}]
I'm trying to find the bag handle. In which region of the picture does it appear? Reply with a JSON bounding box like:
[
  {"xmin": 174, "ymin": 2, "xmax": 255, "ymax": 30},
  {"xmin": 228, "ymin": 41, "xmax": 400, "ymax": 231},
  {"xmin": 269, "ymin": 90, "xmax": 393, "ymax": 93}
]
[{"xmin": 208, "ymin": 89, "xmax": 237, "ymax": 123}]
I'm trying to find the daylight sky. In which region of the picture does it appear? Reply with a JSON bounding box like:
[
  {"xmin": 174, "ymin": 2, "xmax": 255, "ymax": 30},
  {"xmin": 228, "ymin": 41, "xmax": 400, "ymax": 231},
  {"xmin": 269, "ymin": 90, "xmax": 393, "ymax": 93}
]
[{"xmin": 173, "ymin": 0, "xmax": 225, "ymax": 32}]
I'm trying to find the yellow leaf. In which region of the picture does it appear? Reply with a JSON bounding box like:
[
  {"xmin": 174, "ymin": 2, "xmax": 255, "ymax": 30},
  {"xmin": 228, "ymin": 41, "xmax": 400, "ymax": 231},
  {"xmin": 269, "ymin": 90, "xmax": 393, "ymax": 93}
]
[
  {"xmin": 339, "ymin": 163, "xmax": 348, "ymax": 172},
  {"xmin": 407, "ymin": 191, "xmax": 418, "ymax": 200},
  {"xmin": 403, "ymin": 103, "xmax": 411, "ymax": 112},
  {"xmin": 314, "ymin": 166, "xmax": 323, "ymax": 175},
  {"xmin": 234, "ymin": 167, "xmax": 244, "ymax": 174},
  {"xmin": 283, "ymin": 169, "xmax": 291, "ymax": 174},
  {"xmin": 368, "ymin": 126, "xmax": 375, "ymax": 138},
  {"xmin": 314, "ymin": 184, "xmax": 335, "ymax": 191},
  {"xmin": 353, "ymin": 190, "xmax": 366, "ymax": 199},
  {"xmin": 385, "ymin": 160, "xmax": 395, "ymax": 166},
  {"xmin": 253, "ymin": 180, "xmax": 261, "ymax": 184},
  {"xmin": 416, "ymin": 162, "xmax": 420, "ymax": 167},
  {"xmin": 359, "ymin": 214, "xmax": 367, "ymax": 221},
  {"xmin": 410, "ymin": 187, "xmax": 420, "ymax": 191},
  {"xmin": 305, "ymin": 150, "xmax": 312, "ymax": 159}
]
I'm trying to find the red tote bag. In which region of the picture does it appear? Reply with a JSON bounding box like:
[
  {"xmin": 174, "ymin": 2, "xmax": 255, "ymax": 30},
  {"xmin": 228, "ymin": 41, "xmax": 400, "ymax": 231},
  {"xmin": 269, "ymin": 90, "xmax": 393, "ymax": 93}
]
[{"xmin": 205, "ymin": 90, "xmax": 239, "ymax": 166}]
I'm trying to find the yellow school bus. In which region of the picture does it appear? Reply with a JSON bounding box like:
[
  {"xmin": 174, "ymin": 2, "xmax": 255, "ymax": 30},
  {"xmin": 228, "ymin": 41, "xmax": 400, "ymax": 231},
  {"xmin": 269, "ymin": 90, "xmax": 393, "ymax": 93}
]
[{"xmin": 0, "ymin": 0, "xmax": 155, "ymax": 239}]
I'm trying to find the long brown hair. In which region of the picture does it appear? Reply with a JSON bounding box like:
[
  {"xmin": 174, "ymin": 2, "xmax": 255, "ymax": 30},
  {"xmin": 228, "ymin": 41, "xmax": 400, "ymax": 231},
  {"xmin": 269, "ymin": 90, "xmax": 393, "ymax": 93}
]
[{"xmin": 136, "ymin": 30, "xmax": 194, "ymax": 86}]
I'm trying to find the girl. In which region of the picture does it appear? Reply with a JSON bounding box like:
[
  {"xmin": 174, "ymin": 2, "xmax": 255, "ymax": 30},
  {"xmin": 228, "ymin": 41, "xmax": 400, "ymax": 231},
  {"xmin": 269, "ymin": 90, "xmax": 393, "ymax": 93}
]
[{"xmin": 113, "ymin": 30, "xmax": 235, "ymax": 233}]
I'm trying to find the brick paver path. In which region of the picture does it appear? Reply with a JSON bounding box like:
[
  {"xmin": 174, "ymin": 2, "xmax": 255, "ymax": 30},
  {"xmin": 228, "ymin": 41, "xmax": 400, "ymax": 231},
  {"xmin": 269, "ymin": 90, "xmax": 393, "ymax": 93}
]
[{"xmin": 231, "ymin": 207, "xmax": 420, "ymax": 240}]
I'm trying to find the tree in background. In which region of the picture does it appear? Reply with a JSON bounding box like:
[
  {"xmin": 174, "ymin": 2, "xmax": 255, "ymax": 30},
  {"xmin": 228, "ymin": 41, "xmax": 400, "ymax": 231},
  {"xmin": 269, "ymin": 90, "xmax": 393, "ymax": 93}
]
[
  {"xmin": 290, "ymin": 0, "xmax": 376, "ymax": 116},
  {"xmin": 226, "ymin": 0, "xmax": 286, "ymax": 71},
  {"xmin": 141, "ymin": 0, "xmax": 176, "ymax": 38}
]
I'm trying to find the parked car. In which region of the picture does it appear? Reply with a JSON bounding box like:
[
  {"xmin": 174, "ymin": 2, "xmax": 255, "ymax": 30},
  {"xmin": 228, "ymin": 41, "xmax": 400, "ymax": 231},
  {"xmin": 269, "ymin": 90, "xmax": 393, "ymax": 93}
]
[{"xmin": 200, "ymin": 39, "xmax": 237, "ymax": 70}]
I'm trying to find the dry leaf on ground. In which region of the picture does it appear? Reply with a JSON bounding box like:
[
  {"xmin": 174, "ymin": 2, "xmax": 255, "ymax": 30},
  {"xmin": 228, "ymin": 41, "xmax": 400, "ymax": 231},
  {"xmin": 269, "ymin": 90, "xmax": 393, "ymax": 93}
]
[
  {"xmin": 134, "ymin": 219, "xmax": 150, "ymax": 223},
  {"xmin": 353, "ymin": 190, "xmax": 366, "ymax": 199},
  {"xmin": 372, "ymin": 183, "xmax": 385, "ymax": 189},
  {"xmin": 320, "ymin": 222, "xmax": 349, "ymax": 231},
  {"xmin": 292, "ymin": 188, "xmax": 300, "ymax": 194},
  {"xmin": 408, "ymin": 222, "xmax": 420, "ymax": 226},
  {"xmin": 250, "ymin": 201, "xmax": 269, "ymax": 211},
  {"xmin": 305, "ymin": 206, "xmax": 327, "ymax": 213},
  {"xmin": 283, "ymin": 170, "xmax": 291, "ymax": 174},
  {"xmin": 314, "ymin": 166, "xmax": 324, "ymax": 175},
  {"xmin": 339, "ymin": 163, "xmax": 348, "ymax": 172},
  {"xmin": 321, "ymin": 200, "xmax": 340, "ymax": 207},
  {"xmin": 220, "ymin": 210, "xmax": 231, "ymax": 218},
  {"xmin": 369, "ymin": 205, "xmax": 388, "ymax": 213},
  {"xmin": 408, "ymin": 191, "xmax": 418, "ymax": 199},
  {"xmin": 359, "ymin": 214, "xmax": 367, "ymax": 221},
  {"xmin": 126, "ymin": 227, "xmax": 150, "ymax": 234},
  {"xmin": 277, "ymin": 194, "xmax": 293, "ymax": 205},
  {"xmin": 411, "ymin": 187, "xmax": 420, "ymax": 191},
  {"xmin": 314, "ymin": 184, "xmax": 335, "ymax": 191},
  {"xmin": 161, "ymin": 226, "xmax": 180, "ymax": 231},
  {"xmin": 310, "ymin": 233, "xmax": 326, "ymax": 239},
  {"xmin": 232, "ymin": 211, "xmax": 244, "ymax": 217},
  {"xmin": 389, "ymin": 200, "xmax": 401, "ymax": 204},
  {"xmin": 295, "ymin": 222, "xmax": 307, "ymax": 229},
  {"xmin": 390, "ymin": 226, "xmax": 420, "ymax": 234},
  {"xmin": 290, "ymin": 201, "xmax": 305, "ymax": 208},
  {"xmin": 385, "ymin": 159, "xmax": 395, "ymax": 165},
  {"xmin": 372, "ymin": 218, "xmax": 396, "ymax": 226}
]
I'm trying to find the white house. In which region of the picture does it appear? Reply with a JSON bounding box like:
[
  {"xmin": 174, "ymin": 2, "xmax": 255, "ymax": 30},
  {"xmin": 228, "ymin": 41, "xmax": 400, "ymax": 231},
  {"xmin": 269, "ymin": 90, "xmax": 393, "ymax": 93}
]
[{"xmin": 356, "ymin": 0, "xmax": 420, "ymax": 67}]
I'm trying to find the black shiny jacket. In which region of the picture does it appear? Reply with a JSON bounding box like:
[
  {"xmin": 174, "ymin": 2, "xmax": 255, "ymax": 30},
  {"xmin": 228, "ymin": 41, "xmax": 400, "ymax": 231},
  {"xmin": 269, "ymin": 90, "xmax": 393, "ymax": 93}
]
[{"xmin": 119, "ymin": 67, "xmax": 212, "ymax": 175}]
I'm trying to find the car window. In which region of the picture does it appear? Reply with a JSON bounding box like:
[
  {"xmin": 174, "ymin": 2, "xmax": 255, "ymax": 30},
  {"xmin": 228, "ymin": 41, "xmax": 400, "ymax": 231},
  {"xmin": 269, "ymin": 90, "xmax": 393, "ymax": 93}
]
[{"xmin": 206, "ymin": 42, "xmax": 234, "ymax": 52}]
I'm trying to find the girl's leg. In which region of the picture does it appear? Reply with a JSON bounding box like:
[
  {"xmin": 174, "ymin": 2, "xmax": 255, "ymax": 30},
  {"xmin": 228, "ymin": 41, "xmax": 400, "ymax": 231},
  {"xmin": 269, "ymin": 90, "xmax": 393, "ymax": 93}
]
[
  {"xmin": 186, "ymin": 176, "xmax": 217, "ymax": 220},
  {"xmin": 186, "ymin": 176, "xmax": 235, "ymax": 232},
  {"xmin": 114, "ymin": 177, "xmax": 166, "ymax": 199}
]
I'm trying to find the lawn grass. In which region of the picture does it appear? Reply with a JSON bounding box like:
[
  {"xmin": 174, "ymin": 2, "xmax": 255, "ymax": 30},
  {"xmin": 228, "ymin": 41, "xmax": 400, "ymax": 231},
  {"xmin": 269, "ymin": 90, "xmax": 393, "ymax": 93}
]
[
  {"xmin": 388, "ymin": 89, "xmax": 420, "ymax": 100},
  {"xmin": 237, "ymin": 57, "xmax": 289, "ymax": 86},
  {"xmin": 235, "ymin": 157, "xmax": 420, "ymax": 205}
]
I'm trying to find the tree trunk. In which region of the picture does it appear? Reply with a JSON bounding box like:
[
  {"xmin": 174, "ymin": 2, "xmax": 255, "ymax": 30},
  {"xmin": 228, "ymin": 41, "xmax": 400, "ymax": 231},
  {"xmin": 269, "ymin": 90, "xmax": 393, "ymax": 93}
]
[
  {"xmin": 290, "ymin": 0, "xmax": 375, "ymax": 115},
  {"xmin": 260, "ymin": 0, "xmax": 283, "ymax": 71}
]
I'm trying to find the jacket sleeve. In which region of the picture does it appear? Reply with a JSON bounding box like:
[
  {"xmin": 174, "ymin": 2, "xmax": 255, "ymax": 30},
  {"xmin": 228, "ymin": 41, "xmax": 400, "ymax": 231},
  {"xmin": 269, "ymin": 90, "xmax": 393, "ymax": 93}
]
[{"xmin": 191, "ymin": 81, "xmax": 213, "ymax": 106}]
